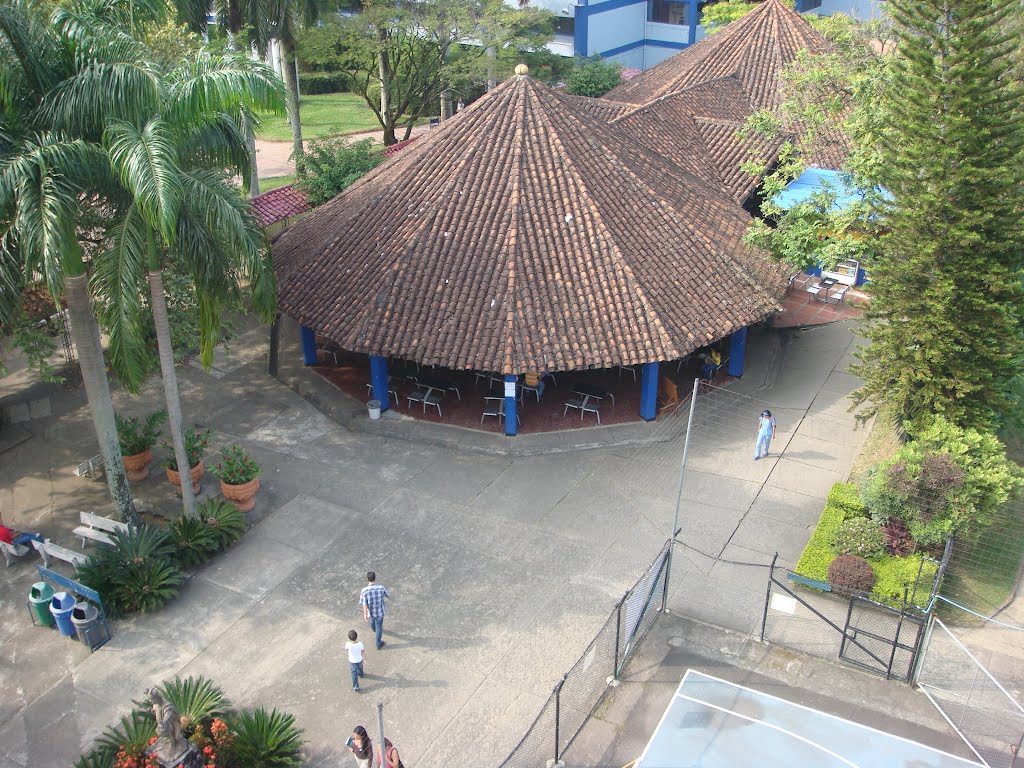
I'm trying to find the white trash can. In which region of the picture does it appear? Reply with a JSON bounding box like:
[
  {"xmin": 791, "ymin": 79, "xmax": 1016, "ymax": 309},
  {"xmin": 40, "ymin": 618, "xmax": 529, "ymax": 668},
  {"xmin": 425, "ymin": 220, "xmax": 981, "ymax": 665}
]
[{"xmin": 367, "ymin": 400, "xmax": 382, "ymax": 420}]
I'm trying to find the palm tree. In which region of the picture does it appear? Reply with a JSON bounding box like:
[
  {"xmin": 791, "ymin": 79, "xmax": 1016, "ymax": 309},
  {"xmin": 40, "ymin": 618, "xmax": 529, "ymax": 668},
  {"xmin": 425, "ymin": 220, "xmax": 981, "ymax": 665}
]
[
  {"xmin": 0, "ymin": 0, "xmax": 151, "ymax": 525},
  {"xmin": 85, "ymin": 33, "xmax": 282, "ymax": 517},
  {"xmin": 268, "ymin": 0, "xmax": 320, "ymax": 177}
]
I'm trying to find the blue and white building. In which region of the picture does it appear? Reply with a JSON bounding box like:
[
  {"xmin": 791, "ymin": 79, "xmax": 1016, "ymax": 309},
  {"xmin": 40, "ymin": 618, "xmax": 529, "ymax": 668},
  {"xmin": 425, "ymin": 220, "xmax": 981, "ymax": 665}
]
[{"xmin": 528, "ymin": 0, "xmax": 886, "ymax": 70}]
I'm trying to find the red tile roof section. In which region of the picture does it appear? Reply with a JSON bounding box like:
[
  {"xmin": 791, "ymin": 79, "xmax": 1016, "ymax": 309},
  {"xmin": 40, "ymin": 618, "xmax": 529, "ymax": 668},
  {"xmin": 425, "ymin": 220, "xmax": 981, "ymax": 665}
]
[
  {"xmin": 273, "ymin": 74, "xmax": 787, "ymax": 375},
  {"xmin": 251, "ymin": 184, "xmax": 311, "ymax": 227}
]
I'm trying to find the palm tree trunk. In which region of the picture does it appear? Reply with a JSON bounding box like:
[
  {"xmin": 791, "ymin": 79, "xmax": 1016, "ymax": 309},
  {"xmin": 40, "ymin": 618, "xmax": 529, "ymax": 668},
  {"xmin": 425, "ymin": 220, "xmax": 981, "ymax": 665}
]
[
  {"xmin": 243, "ymin": 114, "xmax": 260, "ymax": 196},
  {"xmin": 280, "ymin": 37, "xmax": 305, "ymax": 176},
  {"xmin": 65, "ymin": 273, "xmax": 142, "ymax": 527},
  {"xmin": 378, "ymin": 44, "xmax": 397, "ymax": 145},
  {"xmin": 147, "ymin": 269, "xmax": 198, "ymax": 517}
]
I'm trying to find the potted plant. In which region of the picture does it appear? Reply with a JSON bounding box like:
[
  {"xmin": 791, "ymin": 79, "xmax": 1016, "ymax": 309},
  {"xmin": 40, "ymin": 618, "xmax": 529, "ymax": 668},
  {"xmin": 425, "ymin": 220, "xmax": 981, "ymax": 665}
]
[
  {"xmin": 210, "ymin": 445, "xmax": 261, "ymax": 512},
  {"xmin": 115, "ymin": 410, "xmax": 167, "ymax": 481},
  {"xmin": 165, "ymin": 427, "xmax": 212, "ymax": 496}
]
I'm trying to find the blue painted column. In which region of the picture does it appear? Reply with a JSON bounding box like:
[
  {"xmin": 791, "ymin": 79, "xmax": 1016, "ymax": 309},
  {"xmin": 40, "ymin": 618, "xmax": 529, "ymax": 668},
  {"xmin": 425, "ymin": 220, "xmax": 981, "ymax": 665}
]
[
  {"xmin": 369, "ymin": 355, "xmax": 390, "ymax": 412},
  {"xmin": 640, "ymin": 362, "xmax": 659, "ymax": 422},
  {"xmin": 687, "ymin": 0, "xmax": 700, "ymax": 45},
  {"xmin": 503, "ymin": 374, "xmax": 518, "ymax": 437},
  {"xmin": 300, "ymin": 325, "xmax": 317, "ymax": 366},
  {"xmin": 728, "ymin": 327, "xmax": 748, "ymax": 378}
]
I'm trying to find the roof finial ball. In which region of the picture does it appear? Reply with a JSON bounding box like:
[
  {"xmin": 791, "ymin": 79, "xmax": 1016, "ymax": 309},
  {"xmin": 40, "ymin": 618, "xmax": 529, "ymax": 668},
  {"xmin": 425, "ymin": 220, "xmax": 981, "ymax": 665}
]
[{"xmin": 514, "ymin": 63, "xmax": 529, "ymax": 77}]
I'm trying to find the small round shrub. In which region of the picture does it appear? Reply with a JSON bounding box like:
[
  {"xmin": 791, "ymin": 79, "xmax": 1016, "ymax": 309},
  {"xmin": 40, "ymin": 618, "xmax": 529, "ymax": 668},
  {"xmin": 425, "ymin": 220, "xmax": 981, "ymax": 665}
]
[
  {"xmin": 830, "ymin": 517, "xmax": 886, "ymax": 558},
  {"xmin": 827, "ymin": 554, "xmax": 876, "ymax": 596}
]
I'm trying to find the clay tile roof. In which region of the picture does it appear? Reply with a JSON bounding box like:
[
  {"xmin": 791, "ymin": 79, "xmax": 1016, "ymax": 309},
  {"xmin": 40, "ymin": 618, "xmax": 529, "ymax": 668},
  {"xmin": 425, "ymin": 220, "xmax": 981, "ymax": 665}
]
[
  {"xmin": 559, "ymin": 93, "xmax": 637, "ymax": 121},
  {"xmin": 384, "ymin": 135, "xmax": 422, "ymax": 157},
  {"xmin": 605, "ymin": 0, "xmax": 830, "ymax": 108},
  {"xmin": 273, "ymin": 74, "xmax": 787, "ymax": 375},
  {"xmin": 611, "ymin": 76, "xmax": 789, "ymax": 203},
  {"xmin": 251, "ymin": 184, "xmax": 311, "ymax": 227}
]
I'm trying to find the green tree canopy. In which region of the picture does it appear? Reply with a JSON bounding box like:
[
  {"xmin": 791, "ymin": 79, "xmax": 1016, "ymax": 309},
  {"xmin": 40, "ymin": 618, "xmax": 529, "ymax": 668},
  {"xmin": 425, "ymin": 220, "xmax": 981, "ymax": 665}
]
[
  {"xmin": 700, "ymin": 0, "xmax": 759, "ymax": 33},
  {"xmin": 564, "ymin": 56, "xmax": 622, "ymax": 98}
]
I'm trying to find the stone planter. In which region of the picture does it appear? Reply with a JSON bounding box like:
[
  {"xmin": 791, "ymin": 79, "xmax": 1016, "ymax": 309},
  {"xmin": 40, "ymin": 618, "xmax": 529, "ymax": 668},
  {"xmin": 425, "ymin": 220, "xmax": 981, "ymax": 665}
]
[
  {"xmin": 167, "ymin": 460, "xmax": 204, "ymax": 496},
  {"xmin": 220, "ymin": 477, "xmax": 260, "ymax": 512},
  {"xmin": 122, "ymin": 449, "xmax": 152, "ymax": 481}
]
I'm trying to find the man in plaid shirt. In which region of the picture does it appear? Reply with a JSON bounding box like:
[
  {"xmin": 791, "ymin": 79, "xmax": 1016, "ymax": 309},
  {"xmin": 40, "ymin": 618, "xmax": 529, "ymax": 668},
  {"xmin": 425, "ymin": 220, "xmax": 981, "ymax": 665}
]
[{"xmin": 359, "ymin": 571, "xmax": 390, "ymax": 649}]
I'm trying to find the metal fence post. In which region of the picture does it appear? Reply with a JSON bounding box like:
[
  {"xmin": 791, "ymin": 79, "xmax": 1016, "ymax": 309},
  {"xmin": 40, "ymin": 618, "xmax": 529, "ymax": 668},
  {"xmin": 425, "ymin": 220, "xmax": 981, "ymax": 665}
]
[
  {"xmin": 611, "ymin": 594, "xmax": 625, "ymax": 684},
  {"xmin": 760, "ymin": 552, "xmax": 778, "ymax": 642},
  {"xmin": 664, "ymin": 379, "xmax": 700, "ymax": 614},
  {"xmin": 553, "ymin": 674, "xmax": 567, "ymax": 764}
]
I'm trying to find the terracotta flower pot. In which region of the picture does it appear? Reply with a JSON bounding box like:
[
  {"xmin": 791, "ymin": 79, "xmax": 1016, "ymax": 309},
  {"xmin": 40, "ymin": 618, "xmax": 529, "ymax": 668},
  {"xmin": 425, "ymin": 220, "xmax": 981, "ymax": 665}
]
[
  {"xmin": 123, "ymin": 449, "xmax": 152, "ymax": 481},
  {"xmin": 167, "ymin": 460, "xmax": 204, "ymax": 496},
  {"xmin": 220, "ymin": 477, "xmax": 260, "ymax": 512}
]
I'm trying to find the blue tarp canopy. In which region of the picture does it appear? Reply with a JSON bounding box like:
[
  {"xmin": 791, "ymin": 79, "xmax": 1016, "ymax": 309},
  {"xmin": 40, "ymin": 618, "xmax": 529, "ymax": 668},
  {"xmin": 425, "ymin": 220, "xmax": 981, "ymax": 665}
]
[{"xmin": 772, "ymin": 167, "xmax": 865, "ymax": 211}]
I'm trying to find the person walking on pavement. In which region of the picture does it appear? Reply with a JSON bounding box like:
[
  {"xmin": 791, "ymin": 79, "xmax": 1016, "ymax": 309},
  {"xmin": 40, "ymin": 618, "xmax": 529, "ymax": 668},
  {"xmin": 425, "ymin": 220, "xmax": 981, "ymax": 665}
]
[
  {"xmin": 360, "ymin": 571, "xmax": 390, "ymax": 649},
  {"xmin": 381, "ymin": 738, "xmax": 404, "ymax": 768},
  {"xmin": 347, "ymin": 726, "xmax": 372, "ymax": 768},
  {"xmin": 345, "ymin": 629, "xmax": 365, "ymax": 692},
  {"xmin": 754, "ymin": 409, "xmax": 777, "ymax": 460}
]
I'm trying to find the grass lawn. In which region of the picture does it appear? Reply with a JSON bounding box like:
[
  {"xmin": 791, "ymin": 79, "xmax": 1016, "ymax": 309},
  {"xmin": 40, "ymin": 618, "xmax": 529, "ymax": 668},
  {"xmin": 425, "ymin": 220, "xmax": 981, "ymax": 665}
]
[
  {"xmin": 257, "ymin": 93, "xmax": 381, "ymax": 142},
  {"xmin": 258, "ymin": 174, "xmax": 297, "ymax": 193}
]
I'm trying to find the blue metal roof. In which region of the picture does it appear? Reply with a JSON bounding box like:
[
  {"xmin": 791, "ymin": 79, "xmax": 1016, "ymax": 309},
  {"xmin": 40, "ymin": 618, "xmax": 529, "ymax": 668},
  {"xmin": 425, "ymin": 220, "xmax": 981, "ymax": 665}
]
[{"xmin": 772, "ymin": 167, "xmax": 865, "ymax": 211}]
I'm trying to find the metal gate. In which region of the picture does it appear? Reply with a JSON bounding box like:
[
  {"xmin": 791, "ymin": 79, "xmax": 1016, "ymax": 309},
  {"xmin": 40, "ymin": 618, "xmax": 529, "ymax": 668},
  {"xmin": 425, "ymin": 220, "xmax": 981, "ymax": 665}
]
[{"xmin": 839, "ymin": 595, "xmax": 926, "ymax": 682}]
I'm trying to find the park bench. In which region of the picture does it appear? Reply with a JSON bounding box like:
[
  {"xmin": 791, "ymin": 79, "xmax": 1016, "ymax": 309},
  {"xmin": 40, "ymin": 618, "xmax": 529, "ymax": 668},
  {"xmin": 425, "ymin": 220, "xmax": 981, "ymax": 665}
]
[
  {"xmin": 73, "ymin": 455, "xmax": 104, "ymax": 480},
  {"xmin": 1, "ymin": 540, "xmax": 30, "ymax": 567},
  {"xmin": 72, "ymin": 512, "xmax": 129, "ymax": 548},
  {"xmin": 31, "ymin": 539, "xmax": 88, "ymax": 569}
]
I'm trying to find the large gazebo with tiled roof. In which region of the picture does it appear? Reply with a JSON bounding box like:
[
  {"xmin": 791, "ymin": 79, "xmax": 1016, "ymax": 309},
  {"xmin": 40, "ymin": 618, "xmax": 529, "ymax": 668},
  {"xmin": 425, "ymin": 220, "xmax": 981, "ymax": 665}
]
[
  {"xmin": 604, "ymin": 0, "xmax": 847, "ymax": 173},
  {"xmin": 273, "ymin": 67, "xmax": 787, "ymax": 433}
]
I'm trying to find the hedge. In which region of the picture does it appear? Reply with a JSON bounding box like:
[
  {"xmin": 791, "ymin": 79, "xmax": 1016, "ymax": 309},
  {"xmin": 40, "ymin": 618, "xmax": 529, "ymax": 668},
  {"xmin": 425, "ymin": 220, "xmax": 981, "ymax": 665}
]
[
  {"xmin": 794, "ymin": 482, "xmax": 938, "ymax": 607},
  {"xmin": 298, "ymin": 71, "xmax": 349, "ymax": 95}
]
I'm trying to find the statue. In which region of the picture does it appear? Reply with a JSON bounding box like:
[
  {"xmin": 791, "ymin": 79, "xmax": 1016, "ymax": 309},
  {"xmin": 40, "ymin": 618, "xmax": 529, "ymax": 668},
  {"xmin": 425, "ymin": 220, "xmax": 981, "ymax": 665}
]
[{"xmin": 144, "ymin": 688, "xmax": 204, "ymax": 768}]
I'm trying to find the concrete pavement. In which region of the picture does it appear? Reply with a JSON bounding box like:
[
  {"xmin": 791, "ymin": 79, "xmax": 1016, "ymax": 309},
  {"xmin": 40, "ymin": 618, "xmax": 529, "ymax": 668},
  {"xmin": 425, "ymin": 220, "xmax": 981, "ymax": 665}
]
[{"xmin": 0, "ymin": 317, "xmax": 966, "ymax": 767}]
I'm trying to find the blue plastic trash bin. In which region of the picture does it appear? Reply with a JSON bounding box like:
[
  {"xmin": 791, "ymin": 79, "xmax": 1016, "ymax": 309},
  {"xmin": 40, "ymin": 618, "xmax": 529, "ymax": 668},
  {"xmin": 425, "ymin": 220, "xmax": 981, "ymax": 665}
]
[{"xmin": 49, "ymin": 591, "xmax": 77, "ymax": 637}]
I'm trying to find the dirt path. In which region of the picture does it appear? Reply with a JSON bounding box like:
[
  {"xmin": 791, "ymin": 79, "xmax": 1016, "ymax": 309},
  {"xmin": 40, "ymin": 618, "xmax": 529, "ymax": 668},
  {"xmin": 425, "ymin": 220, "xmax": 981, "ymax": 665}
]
[{"xmin": 255, "ymin": 124, "xmax": 431, "ymax": 178}]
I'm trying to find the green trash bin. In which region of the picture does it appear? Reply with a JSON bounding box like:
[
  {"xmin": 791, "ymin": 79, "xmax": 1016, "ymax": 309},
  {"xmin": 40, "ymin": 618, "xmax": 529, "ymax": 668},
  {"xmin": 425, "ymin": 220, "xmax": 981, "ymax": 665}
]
[{"xmin": 29, "ymin": 582, "xmax": 55, "ymax": 627}]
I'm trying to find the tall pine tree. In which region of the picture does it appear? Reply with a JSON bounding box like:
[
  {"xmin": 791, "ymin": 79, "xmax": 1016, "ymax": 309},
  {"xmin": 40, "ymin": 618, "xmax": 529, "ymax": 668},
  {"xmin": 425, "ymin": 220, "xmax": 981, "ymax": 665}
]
[{"xmin": 851, "ymin": 0, "xmax": 1024, "ymax": 433}]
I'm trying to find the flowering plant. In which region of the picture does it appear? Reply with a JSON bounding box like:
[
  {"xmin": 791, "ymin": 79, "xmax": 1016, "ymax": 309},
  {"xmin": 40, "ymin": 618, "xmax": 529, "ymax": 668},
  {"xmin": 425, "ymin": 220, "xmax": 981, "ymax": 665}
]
[
  {"xmin": 164, "ymin": 427, "xmax": 212, "ymax": 471},
  {"xmin": 116, "ymin": 410, "xmax": 166, "ymax": 455},
  {"xmin": 191, "ymin": 718, "xmax": 234, "ymax": 768},
  {"xmin": 112, "ymin": 740, "xmax": 160, "ymax": 768},
  {"xmin": 210, "ymin": 445, "xmax": 260, "ymax": 485}
]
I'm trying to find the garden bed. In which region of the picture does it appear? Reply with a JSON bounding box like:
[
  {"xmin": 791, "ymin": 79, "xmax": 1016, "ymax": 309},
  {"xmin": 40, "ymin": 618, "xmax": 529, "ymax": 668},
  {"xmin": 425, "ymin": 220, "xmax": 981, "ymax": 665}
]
[{"xmin": 794, "ymin": 482, "xmax": 939, "ymax": 608}]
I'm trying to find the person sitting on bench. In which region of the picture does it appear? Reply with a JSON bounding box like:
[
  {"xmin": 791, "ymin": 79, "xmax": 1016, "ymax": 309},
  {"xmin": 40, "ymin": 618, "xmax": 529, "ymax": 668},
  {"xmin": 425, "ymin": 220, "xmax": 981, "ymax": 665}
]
[
  {"xmin": 0, "ymin": 523, "xmax": 44, "ymax": 547},
  {"xmin": 699, "ymin": 347, "xmax": 721, "ymax": 382}
]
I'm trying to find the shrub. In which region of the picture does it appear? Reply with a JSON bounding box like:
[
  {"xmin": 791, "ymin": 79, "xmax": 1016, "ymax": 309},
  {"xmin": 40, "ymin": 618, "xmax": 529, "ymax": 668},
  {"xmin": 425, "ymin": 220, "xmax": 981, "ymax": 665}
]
[
  {"xmin": 200, "ymin": 498, "xmax": 248, "ymax": 550},
  {"xmin": 85, "ymin": 711, "xmax": 157, "ymax": 767},
  {"xmin": 861, "ymin": 417, "xmax": 1023, "ymax": 546},
  {"xmin": 565, "ymin": 56, "xmax": 623, "ymax": 97},
  {"xmin": 881, "ymin": 517, "xmax": 916, "ymax": 556},
  {"xmin": 830, "ymin": 517, "xmax": 886, "ymax": 558},
  {"xmin": 794, "ymin": 485, "xmax": 847, "ymax": 582},
  {"xmin": 115, "ymin": 410, "xmax": 166, "ymax": 455},
  {"xmin": 870, "ymin": 553, "xmax": 938, "ymax": 605},
  {"xmin": 297, "ymin": 71, "xmax": 348, "ymax": 94},
  {"xmin": 164, "ymin": 426, "xmax": 212, "ymax": 471},
  {"xmin": 168, "ymin": 514, "xmax": 220, "ymax": 568},
  {"xmin": 827, "ymin": 554, "xmax": 876, "ymax": 595},
  {"xmin": 77, "ymin": 527, "xmax": 182, "ymax": 616},
  {"xmin": 296, "ymin": 137, "xmax": 385, "ymax": 206},
  {"xmin": 210, "ymin": 445, "xmax": 261, "ymax": 485},
  {"xmin": 230, "ymin": 707, "xmax": 304, "ymax": 768},
  {"xmin": 827, "ymin": 482, "xmax": 867, "ymax": 518}
]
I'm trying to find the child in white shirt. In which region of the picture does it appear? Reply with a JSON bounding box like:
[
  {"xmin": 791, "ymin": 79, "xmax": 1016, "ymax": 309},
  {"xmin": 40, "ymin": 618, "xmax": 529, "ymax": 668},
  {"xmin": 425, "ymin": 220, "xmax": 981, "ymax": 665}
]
[{"xmin": 346, "ymin": 629, "xmax": 365, "ymax": 692}]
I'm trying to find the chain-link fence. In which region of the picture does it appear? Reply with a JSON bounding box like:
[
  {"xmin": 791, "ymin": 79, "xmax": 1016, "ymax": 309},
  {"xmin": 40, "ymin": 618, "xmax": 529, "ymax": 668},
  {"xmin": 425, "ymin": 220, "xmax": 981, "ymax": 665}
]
[
  {"xmin": 917, "ymin": 617, "xmax": 1024, "ymax": 767},
  {"xmin": 498, "ymin": 540, "xmax": 671, "ymax": 768}
]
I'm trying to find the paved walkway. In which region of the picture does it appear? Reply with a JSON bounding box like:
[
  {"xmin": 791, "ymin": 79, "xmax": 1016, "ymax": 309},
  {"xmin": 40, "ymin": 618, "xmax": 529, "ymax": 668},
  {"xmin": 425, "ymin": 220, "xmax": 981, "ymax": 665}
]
[
  {"xmin": 255, "ymin": 124, "xmax": 430, "ymax": 179},
  {"xmin": 0, "ymin": 318, "xmax": 961, "ymax": 767}
]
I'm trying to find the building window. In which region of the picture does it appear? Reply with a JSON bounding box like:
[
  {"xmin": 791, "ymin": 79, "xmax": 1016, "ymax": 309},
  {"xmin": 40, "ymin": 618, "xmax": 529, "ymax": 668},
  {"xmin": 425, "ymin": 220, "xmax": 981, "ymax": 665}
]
[
  {"xmin": 648, "ymin": 0, "xmax": 690, "ymax": 25},
  {"xmin": 801, "ymin": 0, "xmax": 823, "ymax": 8},
  {"xmin": 553, "ymin": 16, "xmax": 575, "ymax": 37}
]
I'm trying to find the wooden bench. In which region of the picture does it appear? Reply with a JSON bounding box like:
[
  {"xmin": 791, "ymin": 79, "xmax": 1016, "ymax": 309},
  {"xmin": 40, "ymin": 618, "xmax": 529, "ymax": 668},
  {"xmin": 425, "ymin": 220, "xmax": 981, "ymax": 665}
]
[
  {"xmin": 73, "ymin": 512, "xmax": 129, "ymax": 548},
  {"xmin": 1, "ymin": 540, "xmax": 30, "ymax": 567},
  {"xmin": 32, "ymin": 539, "xmax": 88, "ymax": 568},
  {"xmin": 73, "ymin": 455, "xmax": 105, "ymax": 480}
]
